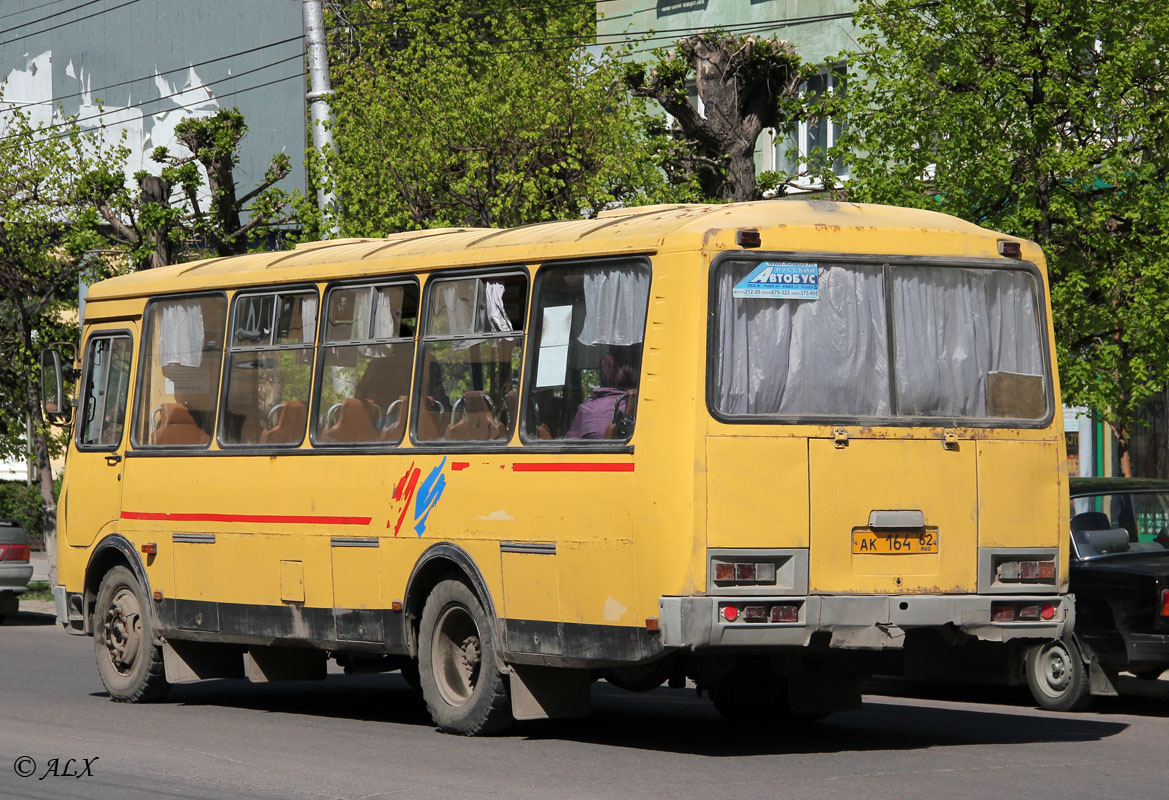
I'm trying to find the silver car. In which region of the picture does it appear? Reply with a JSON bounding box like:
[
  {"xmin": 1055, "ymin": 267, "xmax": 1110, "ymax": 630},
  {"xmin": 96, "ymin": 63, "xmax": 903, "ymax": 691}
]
[{"xmin": 0, "ymin": 519, "xmax": 32, "ymax": 622}]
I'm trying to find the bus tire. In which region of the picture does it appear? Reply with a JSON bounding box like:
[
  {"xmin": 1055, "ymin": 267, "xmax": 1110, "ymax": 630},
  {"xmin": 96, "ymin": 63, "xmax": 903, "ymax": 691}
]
[
  {"xmin": 1025, "ymin": 637, "xmax": 1092, "ymax": 712},
  {"xmin": 418, "ymin": 578, "xmax": 512, "ymax": 735},
  {"xmin": 93, "ymin": 566, "xmax": 169, "ymax": 703}
]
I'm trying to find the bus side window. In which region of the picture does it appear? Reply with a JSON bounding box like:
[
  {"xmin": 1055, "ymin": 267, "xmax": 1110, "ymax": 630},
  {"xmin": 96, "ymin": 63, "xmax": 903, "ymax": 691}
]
[
  {"xmin": 415, "ymin": 273, "xmax": 527, "ymax": 443},
  {"xmin": 220, "ymin": 289, "xmax": 318, "ymax": 447},
  {"xmin": 523, "ymin": 260, "xmax": 650, "ymax": 443},
  {"xmin": 132, "ymin": 295, "xmax": 227, "ymax": 448},
  {"xmin": 315, "ymin": 281, "xmax": 418, "ymax": 445}
]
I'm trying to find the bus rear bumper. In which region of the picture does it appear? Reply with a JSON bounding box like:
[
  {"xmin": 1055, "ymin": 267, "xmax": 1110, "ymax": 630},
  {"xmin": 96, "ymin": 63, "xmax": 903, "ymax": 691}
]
[{"xmin": 659, "ymin": 594, "xmax": 1072, "ymax": 651}]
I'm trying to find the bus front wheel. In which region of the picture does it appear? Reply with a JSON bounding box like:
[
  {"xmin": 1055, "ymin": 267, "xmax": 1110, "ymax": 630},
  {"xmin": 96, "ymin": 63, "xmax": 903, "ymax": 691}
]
[
  {"xmin": 417, "ymin": 578, "xmax": 512, "ymax": 735},
  {"xmin": 93, "ymin": 566, "xmax": 169, "ymax": 703}
]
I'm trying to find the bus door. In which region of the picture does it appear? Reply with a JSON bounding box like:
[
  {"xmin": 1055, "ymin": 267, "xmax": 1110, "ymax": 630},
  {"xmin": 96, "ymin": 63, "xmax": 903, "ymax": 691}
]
[
  {"xmin": 807, "ymin": 432, "xmax": 977, "ymax": 595},
  {"xmin": 66, "ymin": 323, "xmax": 137, "ymax": 548}
]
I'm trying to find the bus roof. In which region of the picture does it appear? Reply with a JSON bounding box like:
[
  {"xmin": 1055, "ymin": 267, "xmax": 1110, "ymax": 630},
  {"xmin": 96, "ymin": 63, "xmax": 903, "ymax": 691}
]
[{"xmin": 86, "ymin": 200, "xmax": 1022, "ymax": 301}]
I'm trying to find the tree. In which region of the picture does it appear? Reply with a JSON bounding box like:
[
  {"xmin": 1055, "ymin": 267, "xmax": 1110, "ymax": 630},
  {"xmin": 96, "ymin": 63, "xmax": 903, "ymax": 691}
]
[
  {"xmin": 837, "ymin": 0, "xmax": 1169, "ymax": 476},
  {"xmin": 321, "ymin": 0, "xmax": 676, "ymax": 234},
  {"xmin": 0, "ymin": 100, "xmax": 116, "ymax": 582},
  {"xmin": 624, "ymin": 31, "xmax": 827, "ymax": 202},
  {"xmin": 78, "ymin": 108, "xmax": 292, "ymax": 270}
]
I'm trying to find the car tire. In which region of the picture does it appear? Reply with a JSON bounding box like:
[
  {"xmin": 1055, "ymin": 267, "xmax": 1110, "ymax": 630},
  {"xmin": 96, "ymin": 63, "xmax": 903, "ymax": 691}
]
[
  {"xmin": 0, "ymin": 590, "xmax": 17, "ymax": 622},
  {"xmin": 93, "ymin": 566, "xmax": 169, "ymax": 703},
  {"xmin": 1025, "ymin": 636, "xmax": 1092, "ymax": 712},
  {"xmin": 417, "ymin": 578, "xmax": 512, "ymax": 735}
]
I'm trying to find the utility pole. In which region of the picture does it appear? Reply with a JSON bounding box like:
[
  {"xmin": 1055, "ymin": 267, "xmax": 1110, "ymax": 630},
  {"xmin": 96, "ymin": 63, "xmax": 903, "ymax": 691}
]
[{"xmin": 302, "ymin": 0, "xmax": 340, "ymax": 235}]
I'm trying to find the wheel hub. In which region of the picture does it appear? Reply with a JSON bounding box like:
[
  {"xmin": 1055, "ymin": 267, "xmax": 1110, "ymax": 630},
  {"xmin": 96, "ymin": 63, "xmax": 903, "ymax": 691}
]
[{"xmin": 103, "ymin": 588, "xmax": 142, "ymax": 675}]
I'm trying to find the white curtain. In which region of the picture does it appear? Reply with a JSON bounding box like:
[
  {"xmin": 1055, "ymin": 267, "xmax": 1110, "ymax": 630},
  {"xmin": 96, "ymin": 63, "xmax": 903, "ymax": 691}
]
[
  {"xmin": 577, "ymin": 266, "xmax": 650, "ymax": 346},
  {"xmin": 300, "ymin": 295, "xmax": 317, "ymax": 345},
  {"xmin": 892, "ymin": 267, "xmax": 1043, "ymax": 417},
  {"xmin": 713, "ymin": 262, "xmax": 889, "ymax": 415},
  {"xmin": 484, "ymin": 281, "xmax": 512, "ymax": 332},
  {"xmin": 431, "ymin": 279, "xmax": 477, "ymax": 335},
  {"xmin": 158, "ymin": 301, "xmax": 204, "ymax": 367},
  {"xmin": 373, "ymin": 286, "xmax": 404, "ymax": 338}
]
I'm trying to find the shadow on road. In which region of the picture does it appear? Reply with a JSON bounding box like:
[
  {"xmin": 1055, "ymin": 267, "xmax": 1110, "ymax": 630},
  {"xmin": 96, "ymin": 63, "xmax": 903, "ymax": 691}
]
[
  {"xmin": 102, "ymin": 671, "xmax": 1132, "ymax": 753},
  {"xmin": 866, "ymin": 675, "xmax": 1169, "ymax": 720},
  {"xmin": 93, "ymin": 673, "xmax": 436, "ymax": 728},
  {"xmin": 520, "ymin": 683, "xmax": 1130, "ymax": 755},
  {"xmin": 1, "ymin": 610, "xmax": 57, "ymax": 627}
]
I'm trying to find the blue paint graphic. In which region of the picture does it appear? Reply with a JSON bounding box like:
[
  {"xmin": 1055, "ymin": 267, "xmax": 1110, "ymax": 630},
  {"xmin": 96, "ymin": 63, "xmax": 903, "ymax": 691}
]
[{"xmin": 414, "ymin": 457, "xmax": 447, "ymax": 536}]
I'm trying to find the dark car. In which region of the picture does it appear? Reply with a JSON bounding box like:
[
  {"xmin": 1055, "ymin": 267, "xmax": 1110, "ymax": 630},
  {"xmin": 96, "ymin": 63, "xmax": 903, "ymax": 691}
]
[
  {"xmin": 0, "ymin": 518, "xmax": 33, "ymax": 622},
  {"xmin": 1024, "ymin": 477, "xmax": 1169, "ymax": 710}
]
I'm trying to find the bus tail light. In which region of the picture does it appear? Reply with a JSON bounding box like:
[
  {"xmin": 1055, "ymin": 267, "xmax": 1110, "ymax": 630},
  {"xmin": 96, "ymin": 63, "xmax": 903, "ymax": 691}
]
[
  {"xmin": 996, "ymin": 558, "xmax": 1056, "ymax": 583},
  {"xmin": 722, "ymin": 604, "xmax": 739, "ymax": 622},
  {"xmin": 1161, "ymin": 590, "xmax": 1169, "ymax": 618},
  {"xmin": 992, "ymin": 601, "xmax": 1058, "ymax": 622},
  {"xmin": 742, "ymin": 605, "xmax": 767, "ymax": 622},
  {"xmin": 770, "ymin": 604, "xmax": 799, "ymax": 623},
  {"xmin": 712, "ymin": 560, "xmax": 778, "ymax": 585}
]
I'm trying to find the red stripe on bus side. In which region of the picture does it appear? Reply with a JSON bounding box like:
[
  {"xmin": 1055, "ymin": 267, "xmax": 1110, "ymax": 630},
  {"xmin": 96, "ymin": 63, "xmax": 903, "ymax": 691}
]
[
  {"xmin": 120, "ymin": 511, "xmax": 372, "ymax": 526},
  {"xmin": 451, "ymin": 462, "xmax": 470, "ymax": 471},
  {"xmin": 510, "ymin": 462, "xmax": 634, "ymax": 473}
]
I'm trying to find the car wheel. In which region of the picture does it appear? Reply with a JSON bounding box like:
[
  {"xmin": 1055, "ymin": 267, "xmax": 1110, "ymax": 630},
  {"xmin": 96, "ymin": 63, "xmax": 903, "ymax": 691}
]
[
  {"xmin": 93, "ymin": 566, "xmax": 169, "ymax": 703},
  {"xmin": 1025, "ymin": 636, "xmax": 1092, "ymax": 712},
  {"xmin": 417, "ymin": 578, "xmax": 511, "ymax": 735}
]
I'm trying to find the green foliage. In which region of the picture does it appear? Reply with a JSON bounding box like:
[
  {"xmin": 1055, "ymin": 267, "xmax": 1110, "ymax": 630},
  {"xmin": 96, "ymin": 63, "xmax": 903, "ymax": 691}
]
[
  {"xmin": 323, "ymin": 0, "xmax": 678, "ymax": 234},
  {"xmin": 0, "ymin": 481, "xmax": 48, "ymax": 543},
  {"xmin": 78, "ymin": 108, "xmax": 293, "ymax": 269},
  {"xmin": 838, "ymin": 0, "xmax": 1169, "ymax": 471},
  {"xmin": 0, "ymin": 96, "xmax": 117, "ymax": 527}
]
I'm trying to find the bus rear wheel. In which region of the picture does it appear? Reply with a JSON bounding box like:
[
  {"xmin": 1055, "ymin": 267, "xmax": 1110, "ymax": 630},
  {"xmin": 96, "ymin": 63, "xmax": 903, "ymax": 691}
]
[
  {"xmin": 417, "ymin": 578, "xmax": 512, "ymax": 735},
  {"xmin": 93, "ymin": 566, "xmax": 169, "ymax": 703},
  {"xmin": 1025, "ymin": 636, "xmax": 1092, "ymax": 712}
]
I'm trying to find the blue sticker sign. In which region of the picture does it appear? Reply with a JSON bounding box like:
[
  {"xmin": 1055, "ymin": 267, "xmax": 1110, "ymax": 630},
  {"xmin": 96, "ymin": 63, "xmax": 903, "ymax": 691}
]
[{"xmin": 733, "ymin": 262, "xmax": 820, "ymax": 300}]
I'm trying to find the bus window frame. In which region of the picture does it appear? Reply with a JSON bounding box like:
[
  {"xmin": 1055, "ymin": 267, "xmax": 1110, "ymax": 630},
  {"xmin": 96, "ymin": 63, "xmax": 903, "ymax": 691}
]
[
  {"xmin": 130, "ymin": 291, "xmax": 228, "ymax": 451},
  {"xmin": 410, "ymin": 265, "xmax": 530, "ymax": 448},
  {"xmin": 310, "ymin": 275, "xmax": 421, "ymax": 448},
  {"xmin": 217, "ymin": 283, "xmax": 321, "ymax": 450},
  {"xmin": 75, "ymin": 328, "xmax": 135, "ymax": 453},
  {"xmin": 518, "ymin": 255, "xmax": 653, "ymax": 450},
  {"xmin": 705, "ymin": 250, "xmax": 1056, "ymax": 430}
]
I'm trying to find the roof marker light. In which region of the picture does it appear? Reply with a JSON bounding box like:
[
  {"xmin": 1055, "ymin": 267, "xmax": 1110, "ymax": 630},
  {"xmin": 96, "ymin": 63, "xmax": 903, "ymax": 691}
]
[
  {"xmin": 998, "ymin": 239, "xmax": 1022, "ymax": 258},
  {"xmin": 738, "ymin": 230, "xmax": 761, "ymax": 248}
]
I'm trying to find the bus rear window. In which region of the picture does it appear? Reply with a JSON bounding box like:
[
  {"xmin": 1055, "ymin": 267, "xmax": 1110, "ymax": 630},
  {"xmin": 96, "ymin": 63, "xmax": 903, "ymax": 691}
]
[{"xmin": 710, "ymin": 259, "xmax": 1049, "ymax": 422}]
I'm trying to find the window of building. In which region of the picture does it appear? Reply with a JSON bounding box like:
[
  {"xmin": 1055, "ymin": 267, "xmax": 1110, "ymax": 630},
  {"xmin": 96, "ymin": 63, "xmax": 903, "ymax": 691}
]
[
  {"xmin": 771, "ymin": 66, "xmax": 847, "ymax": 184},
  {"xmin": 220, "ymin": 289, "xmax": 318, "ymax": 446},
  {"xmin": 415, "ymin": 273, "xmax": 527, "ymax": 443},
  {"xmin": 315, "ymin": 281, "xmax": 418, "ymax": 445},
  {"xmin": 523, "ymin": 260, "xmax": 650, "ymax": 442},
  {"xmin": 132, "ymin": 295, "xmax": 227, "ymax": 447}
]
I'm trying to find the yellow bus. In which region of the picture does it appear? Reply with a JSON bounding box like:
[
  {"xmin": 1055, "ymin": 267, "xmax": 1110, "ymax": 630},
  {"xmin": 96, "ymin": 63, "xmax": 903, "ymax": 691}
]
[{"xmin": 45, "ymin": 201, "xmax": 1071, "ymax": 734}]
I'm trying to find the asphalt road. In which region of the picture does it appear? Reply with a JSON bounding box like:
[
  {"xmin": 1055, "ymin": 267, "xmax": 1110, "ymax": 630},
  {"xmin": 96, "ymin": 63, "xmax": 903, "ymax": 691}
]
[{"xmin": 2, "ymin": 606, "xmax": 1167, "ymax": 800}]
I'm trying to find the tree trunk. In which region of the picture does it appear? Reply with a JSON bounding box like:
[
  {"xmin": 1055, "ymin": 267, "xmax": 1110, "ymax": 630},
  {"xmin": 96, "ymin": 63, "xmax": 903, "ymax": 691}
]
[{"xmin": 25, "ymin": 376, "xmax": 58, "ymax": 586}]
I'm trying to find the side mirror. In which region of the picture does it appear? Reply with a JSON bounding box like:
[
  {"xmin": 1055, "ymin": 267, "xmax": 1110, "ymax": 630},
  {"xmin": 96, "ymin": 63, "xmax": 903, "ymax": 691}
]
[{"xmin": 40, "ymin": 345, "xmax": 75, "ymax": 425}]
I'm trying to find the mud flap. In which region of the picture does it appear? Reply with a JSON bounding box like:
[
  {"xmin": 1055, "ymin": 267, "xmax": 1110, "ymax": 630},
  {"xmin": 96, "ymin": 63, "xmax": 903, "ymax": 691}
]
[
  {"xmin": 245, "ymin": 646, "xmax": 327, "ymax": 682},
  {"xmin": 1089, "ymin": 658, "xmax": 1119, "ymax": 696},
  {"xmin": 509, "ymin": 665, "xmax": 591, "ymax": 720},
  {"xmin": 163, "ymin": 640, "xmax": 244, "ymax": 683},
  {"xmin": 788, "ymin": 674, "xmax": 864, "ymax": 715}
]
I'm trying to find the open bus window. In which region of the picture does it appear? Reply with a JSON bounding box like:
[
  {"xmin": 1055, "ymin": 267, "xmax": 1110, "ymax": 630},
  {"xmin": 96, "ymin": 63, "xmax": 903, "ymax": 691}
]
[
  {"xmin": 316, "ymin": 281, "xmax": 418, "ymax": 444},
  {"xmin": 415, "ymin": 273, "xmax": 526, "ymax": 443},
  {"xmin": 132, "ymin": 295, "xmax": 227, "ymax": 447},
  {"xmin": 220, "ymin": 289, "xmax": 318, "ymax": 446},
  {"xmin": 523, "ymin": 261, "xmax": 650, "ymax": 442}
]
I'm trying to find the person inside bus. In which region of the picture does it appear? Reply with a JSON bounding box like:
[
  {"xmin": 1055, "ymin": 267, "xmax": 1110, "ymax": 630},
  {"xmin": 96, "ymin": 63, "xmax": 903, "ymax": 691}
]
[{"xmin": 566, "ymin": 350, "xmax": 636, "ymax": 439}]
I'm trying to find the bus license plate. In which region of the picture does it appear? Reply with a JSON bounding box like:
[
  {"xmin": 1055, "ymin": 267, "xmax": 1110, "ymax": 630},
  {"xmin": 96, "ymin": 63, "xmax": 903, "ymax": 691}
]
[{"xmin": 852, "ymin": 530, "xmax": 938, "ymax": 554}]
